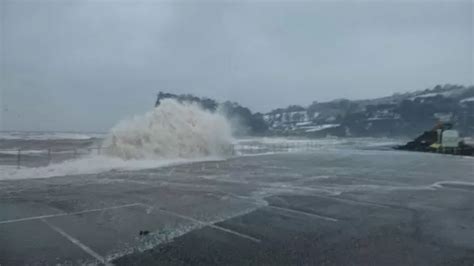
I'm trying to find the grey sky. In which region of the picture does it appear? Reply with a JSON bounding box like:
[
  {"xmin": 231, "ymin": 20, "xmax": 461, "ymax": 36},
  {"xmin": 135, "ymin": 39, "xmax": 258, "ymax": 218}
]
[{"xmin": 1, "ymin": 0, "xmax": 472, "ymax": 132}]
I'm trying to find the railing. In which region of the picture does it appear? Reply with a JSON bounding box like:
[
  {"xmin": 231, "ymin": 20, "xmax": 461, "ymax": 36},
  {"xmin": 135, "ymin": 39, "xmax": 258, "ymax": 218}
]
[
  {"xmin": 0, "ymin": 146, "xmax": 112, "ymax": 169},
  {"xmin": 0, "ymin": 142, "xmax": 323, "ymax": 169}
]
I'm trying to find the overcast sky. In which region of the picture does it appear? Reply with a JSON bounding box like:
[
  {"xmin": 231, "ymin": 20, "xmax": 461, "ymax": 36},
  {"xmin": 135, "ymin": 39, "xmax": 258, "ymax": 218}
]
[{"xmin": 1, "ymin": 0, "xmax": 472, "ymax": 132}]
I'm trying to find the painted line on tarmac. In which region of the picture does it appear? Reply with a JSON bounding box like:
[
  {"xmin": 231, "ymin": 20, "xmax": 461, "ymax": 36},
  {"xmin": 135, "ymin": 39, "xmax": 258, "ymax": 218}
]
[
  {"xmin": 209, "ymin": 224, "xmax": 261, "ymax": 243},
  {"xmin": 139, "ymin": 204, "xmax": 261, "ymax": 243},
  {"xmin": 0, "ymin": 203, "xmax": 142, "ymax": 225},
  {"xmin": 307, "ymin": 194, "xmax": 391, "ymax": 209},
  {"xmin": 156, "ymin": 177, "xmax": 388, "ymax": 210},
  {"xmin": 41, "ymin": 218, "xmax": 110, "ymax": 265},
  {"xmin": 266, "ymin": 205, "xmax": 339, "ymax": 222},
  {"xmin": 196, "ymin": 177, "xmax": 340, "ymax": 196}
]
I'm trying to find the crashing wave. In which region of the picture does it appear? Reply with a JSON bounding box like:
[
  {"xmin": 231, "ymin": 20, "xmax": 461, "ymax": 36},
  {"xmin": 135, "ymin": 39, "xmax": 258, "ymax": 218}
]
[{"xmin": 103, "ymin": 99, "xmax": 234, "ymax": 160}]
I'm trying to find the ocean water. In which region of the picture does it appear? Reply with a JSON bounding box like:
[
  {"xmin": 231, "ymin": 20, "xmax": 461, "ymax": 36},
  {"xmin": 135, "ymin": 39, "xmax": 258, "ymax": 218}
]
[
  {"xmin": 0, "ymin": 134, "xmax": 406, "ymax": 181},
  {"xmin": 1, "ymin": 126, "xmax": 473, "ymax": 263},
  {"xmin": 0, "ymin": 99, "xmax": 463, "ymax": 182},
  {"xmin": 102, "ymin": 99, "xmax": 233, "ymax": 160}
]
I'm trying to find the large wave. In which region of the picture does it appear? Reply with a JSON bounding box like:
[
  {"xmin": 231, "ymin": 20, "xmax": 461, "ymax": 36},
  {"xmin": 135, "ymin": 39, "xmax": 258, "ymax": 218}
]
[{"xmin": 102, "ymin": 99, "xmax": 234, "ymax": 160}]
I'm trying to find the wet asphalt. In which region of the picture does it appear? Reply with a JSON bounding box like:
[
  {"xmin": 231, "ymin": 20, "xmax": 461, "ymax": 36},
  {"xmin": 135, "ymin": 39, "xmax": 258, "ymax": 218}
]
[{"xmin": 1, "ymin": 149, "xmax": 473, "ymax": 265}]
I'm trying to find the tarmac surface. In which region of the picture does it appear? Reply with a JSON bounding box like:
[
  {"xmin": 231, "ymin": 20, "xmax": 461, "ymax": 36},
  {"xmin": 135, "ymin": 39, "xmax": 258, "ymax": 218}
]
[{"xmin": 1, "ymin": 148, "xmax": 474, "ymax": 265}]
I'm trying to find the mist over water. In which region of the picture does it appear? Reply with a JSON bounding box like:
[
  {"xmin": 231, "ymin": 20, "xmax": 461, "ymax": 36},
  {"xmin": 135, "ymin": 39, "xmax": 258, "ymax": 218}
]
[
  {"xmin": 0, "ymin": 100, "xmax": 411, "ymax": 180},
  {"xmin": 0, "ymin": 100, "xmax": 236, "ymax": 180},
  {"xmin": 103, "ymin": 99, "xmax": 234, "ymax": 160}
]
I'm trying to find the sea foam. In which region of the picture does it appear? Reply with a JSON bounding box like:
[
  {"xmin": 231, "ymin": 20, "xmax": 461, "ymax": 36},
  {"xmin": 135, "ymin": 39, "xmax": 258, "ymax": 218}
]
[
  {"xmin": 103, "ymin": 99, "xmax": 234, "ymax": 160},
  {"xmin": 0, "ymin": 99, "xmax": 233, "ymax": 180}
]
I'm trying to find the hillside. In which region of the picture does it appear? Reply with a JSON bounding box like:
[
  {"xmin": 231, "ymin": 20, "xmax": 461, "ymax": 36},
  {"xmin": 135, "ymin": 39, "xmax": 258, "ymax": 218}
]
[
  {"xmin": 156, "ymin": 84, "xmax": 474, "ymax": 138},
  {"xmin": 264, "ymin": 84, "xmax": 474, "ymax": 137}
]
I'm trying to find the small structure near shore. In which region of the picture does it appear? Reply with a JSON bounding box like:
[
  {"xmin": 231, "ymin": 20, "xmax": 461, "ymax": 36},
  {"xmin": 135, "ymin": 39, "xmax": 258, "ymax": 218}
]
[{"xmin": 395, "ymin": 122, "xmax": 474, "ymax": 156}]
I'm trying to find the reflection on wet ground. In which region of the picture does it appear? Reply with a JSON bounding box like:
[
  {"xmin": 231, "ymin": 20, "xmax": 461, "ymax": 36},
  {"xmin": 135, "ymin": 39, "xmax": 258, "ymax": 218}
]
[{"xmin": 1, "ymin": 149, "xmax": 473, "ymax": 265}]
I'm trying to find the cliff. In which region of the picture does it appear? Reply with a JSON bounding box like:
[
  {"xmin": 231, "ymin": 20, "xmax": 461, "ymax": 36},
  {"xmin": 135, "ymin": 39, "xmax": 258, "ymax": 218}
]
[
  {"xmin": 264, "ymin": 84, "xmax": 474, "ymax": 138},
  {"xmin": 156, "ymin": 84, "xmax": 474, "ymax": 138}
]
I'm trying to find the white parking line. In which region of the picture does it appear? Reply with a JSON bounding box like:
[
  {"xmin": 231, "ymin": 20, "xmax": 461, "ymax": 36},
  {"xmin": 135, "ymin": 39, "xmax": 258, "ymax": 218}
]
[
  {"xmin": 209, "ymin": 224, "xmax": 261, "ymax": 243},
  {"xmin": 140, "ymin": 204, "xmax": 261, "ymax": 243},
  {"xmin": 266, "ymin": 205, "xmax": 339, "ymax": 222},
  {"xmin": 41, "ymin": 218, "xmax": 109, "ymax": 265},
  {"xmin": 307, "ymin": 194, "xmax": 390, "ymax": 209},
  {"xmin": 0, "ymin": 203, "xmax": 142, "ymax": 225}
]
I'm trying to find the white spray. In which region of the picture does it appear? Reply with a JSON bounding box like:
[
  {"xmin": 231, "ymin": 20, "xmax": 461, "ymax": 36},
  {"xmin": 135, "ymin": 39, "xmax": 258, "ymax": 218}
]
[
  {"xmin": 103, "ymin": 99, "xmax": 234, "ymax": 160},
  {"xmin": 0, "ymin": 99, "xmax": 234, "ymax": 180}
]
